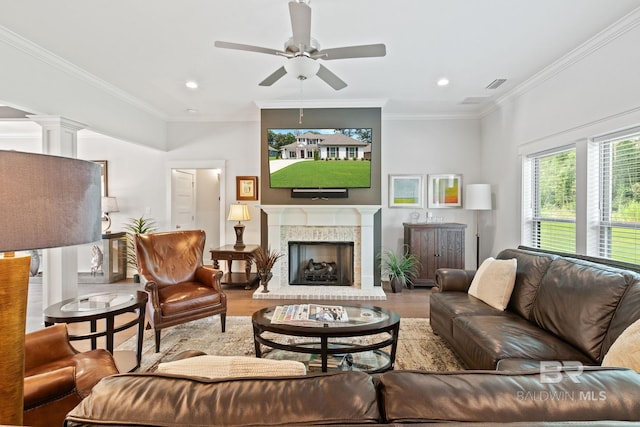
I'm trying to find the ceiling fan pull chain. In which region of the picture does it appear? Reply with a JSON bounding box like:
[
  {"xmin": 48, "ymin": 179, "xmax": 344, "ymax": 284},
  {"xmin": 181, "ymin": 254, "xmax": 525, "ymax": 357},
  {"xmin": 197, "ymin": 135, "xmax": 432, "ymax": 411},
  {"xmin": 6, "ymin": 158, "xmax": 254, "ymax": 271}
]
[{"xmin": 299, "ymin": 79, "xmax": 304, "ymax": 124}]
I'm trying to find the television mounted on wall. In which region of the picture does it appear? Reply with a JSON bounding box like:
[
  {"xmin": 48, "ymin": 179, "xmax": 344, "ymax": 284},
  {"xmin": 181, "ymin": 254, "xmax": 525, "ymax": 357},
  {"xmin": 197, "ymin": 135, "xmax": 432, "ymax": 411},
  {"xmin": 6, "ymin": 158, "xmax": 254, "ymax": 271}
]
[{"xmin": 267, "ymin": 128, "xmax": 372, "ymax": 189}]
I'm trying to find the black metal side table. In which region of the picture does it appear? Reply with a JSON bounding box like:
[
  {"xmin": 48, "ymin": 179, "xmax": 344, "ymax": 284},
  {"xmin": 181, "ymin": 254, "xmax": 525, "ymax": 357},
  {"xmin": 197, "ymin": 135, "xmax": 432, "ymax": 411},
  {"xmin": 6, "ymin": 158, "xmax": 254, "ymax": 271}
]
[{"xmin": 44, "ymin": 290, "xmax": 147, "ymax": 372}]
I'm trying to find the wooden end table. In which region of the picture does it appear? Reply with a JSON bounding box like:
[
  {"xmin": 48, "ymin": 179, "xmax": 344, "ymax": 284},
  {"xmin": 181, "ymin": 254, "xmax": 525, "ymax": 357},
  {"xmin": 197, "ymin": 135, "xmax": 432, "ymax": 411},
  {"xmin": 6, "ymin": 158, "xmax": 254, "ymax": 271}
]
[{"xmin": 210, "ymin": 244, "xmax": 261, "ymax": 289}]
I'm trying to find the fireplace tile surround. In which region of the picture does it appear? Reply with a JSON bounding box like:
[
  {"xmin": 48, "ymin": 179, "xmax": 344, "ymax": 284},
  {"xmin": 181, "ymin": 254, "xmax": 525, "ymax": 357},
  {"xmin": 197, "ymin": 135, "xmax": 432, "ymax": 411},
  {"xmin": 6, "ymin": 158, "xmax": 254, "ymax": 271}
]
[{"xmin": 253, "ymin": 205, "xmax": 386, "ymax": 300}]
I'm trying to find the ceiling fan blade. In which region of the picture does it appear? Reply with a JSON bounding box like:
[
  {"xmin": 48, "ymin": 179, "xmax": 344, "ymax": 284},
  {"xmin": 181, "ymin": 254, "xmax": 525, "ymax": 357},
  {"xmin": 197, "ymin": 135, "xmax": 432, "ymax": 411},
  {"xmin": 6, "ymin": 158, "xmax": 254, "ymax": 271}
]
[
  {"xmin": 316, "ymin": 44, "xmax": 387, "ymax": 60},
  {"xmin": 316, "ymin": 64, "xmax": 347, "ymax": 91},
  {"xmin": 215, "ymin": 41, "xmax": 284, "ymax": 57},
  {"xmin": 259, "ymin": 66, "xmax": 288, "ymax": 86},
  {"xmin": 289, "ymin": 1, "xmax": 311, "ymax": 48}
]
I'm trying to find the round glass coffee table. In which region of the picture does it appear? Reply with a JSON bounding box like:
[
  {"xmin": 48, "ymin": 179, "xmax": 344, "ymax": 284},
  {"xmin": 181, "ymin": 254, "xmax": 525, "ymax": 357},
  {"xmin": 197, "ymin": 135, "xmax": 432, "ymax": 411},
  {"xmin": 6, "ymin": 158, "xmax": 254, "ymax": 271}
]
[
  {"xmin": 44, "ymin": 290, "xmax": 147, "ymax": 372},
  {"xmin": 252, "ymin": 304, "xmax": 400, "ymax": 373}
]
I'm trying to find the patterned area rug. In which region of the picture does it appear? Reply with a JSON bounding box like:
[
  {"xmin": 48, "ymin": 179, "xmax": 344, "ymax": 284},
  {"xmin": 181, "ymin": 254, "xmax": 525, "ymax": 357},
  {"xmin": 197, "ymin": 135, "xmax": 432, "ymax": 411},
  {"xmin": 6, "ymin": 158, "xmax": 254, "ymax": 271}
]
[{"xmin": 116, "ymin": 316, "xmax": 465, "ymax": 373}]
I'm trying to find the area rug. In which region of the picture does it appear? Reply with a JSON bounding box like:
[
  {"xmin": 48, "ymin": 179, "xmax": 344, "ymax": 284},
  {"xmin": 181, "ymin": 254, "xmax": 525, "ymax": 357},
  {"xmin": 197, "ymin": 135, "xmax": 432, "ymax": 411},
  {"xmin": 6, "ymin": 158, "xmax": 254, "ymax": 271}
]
[{"xmin": 115, "ymin": 316, "xmax": 465, "ymax": 373}]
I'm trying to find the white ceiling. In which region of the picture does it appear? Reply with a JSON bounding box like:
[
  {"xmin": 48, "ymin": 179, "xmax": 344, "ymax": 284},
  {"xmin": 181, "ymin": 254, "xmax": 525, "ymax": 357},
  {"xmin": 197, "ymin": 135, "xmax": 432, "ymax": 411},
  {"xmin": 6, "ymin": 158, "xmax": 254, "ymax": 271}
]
[{"xmin": 0, "ymin": 0, "xmax": 639, "ymax": 123}]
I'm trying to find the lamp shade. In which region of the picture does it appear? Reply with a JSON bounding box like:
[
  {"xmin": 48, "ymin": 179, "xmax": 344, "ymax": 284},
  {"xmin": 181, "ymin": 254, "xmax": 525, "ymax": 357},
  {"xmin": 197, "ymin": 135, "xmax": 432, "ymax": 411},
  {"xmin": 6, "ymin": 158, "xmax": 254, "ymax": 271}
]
[
  {"xmin": 465, "ymin": 184, "xmax": 492, "ymax": 210},
  {"xmin": 0, "ymin": 150, "xmax": 102, "ymax": 251},
  {"xmin": 101, "ymin": 196, "xmax": 120, "ymax": 213},
  {"xmin": 227, "ymin": 204, "xmax": 251, "ymax": 222}
]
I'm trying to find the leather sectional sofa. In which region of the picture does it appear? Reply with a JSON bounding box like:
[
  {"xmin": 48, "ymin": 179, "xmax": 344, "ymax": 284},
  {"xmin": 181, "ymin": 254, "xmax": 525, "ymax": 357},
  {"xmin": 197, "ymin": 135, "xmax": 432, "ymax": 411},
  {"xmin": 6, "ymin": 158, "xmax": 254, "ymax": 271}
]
[
  {"xmin": 431, "ymin": 247, "xmax": 640, "ymax": 370},
  {"xmin": 65, "ymin": 369, "xmax": 640, "ymax": 426}
]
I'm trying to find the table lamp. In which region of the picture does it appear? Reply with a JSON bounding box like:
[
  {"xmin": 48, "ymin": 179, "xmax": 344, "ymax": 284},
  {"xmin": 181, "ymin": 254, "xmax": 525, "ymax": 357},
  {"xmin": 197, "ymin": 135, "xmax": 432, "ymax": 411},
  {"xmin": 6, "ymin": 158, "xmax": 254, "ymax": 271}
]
[
  {"xmin": 101, "ymin": 196, "xmax": 120, "ymax": 233},
  {"xmin": 465, "ymin": 184, "xmax": 492, "ymax": 269},
  {"xmin": 228, "ymin": 204, "xmax": 250, "ymax": 249},
  {"xmin": 0, "ymin": 150, "xmax": 101, "ymax": 425}
]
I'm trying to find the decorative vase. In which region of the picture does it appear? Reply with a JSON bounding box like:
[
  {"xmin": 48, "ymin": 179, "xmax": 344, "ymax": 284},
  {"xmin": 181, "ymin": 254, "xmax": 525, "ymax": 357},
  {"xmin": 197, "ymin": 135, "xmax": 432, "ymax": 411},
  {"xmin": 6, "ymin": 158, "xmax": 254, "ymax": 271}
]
[
  {"xmin": 29, "ymin": 250, "xmax": 40, "ymax": 277},
  {"xmin": 258, "ymin": 270, "xmax": 273, "ymax": 293},
  {"xmin": 390, "ymin": 277, "xmax": 404, "ymax": 293}
]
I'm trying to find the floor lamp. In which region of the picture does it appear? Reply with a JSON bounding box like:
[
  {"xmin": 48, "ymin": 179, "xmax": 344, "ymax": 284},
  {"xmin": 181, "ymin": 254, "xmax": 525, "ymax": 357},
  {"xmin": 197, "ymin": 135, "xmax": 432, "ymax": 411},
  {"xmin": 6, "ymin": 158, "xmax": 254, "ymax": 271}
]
[
  {"xmin": 0, "ymin": 150, "xmax": 101, "ymax": 425},
  {"xmin": 465, "ymin": 184, "xmax": 492, "ymax": 269}
]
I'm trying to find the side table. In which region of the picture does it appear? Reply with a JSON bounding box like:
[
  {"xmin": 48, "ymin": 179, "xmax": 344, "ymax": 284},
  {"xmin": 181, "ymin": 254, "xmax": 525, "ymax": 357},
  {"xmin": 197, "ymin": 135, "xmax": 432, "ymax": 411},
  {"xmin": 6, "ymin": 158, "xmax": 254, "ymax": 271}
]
[
  {"xmin": 44, "ymin": 290, "xmax": 147, "ymax": 372},
  {"xmin": 210, "ymin": 244, "xmax": 261, "ymax": 289}
]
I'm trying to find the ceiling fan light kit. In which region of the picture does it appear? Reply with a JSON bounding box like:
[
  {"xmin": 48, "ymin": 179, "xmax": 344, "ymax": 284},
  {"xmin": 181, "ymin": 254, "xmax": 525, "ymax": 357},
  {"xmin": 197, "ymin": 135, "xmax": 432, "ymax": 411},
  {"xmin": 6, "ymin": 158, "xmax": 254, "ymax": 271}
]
[{"xmin": 215, "ymin": 0, "xmax": 386, "ymax": 90}]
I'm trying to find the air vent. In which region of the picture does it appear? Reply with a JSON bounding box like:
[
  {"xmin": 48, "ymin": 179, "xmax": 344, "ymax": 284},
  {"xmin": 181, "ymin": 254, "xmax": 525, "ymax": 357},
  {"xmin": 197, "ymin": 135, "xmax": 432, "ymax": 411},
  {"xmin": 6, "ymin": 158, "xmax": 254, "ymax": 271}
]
[
  {"xmin": 486, "ymin": 79, "xmax": 507, "ymax": 89},
  {"xmin": 461, "ymin": 97, "xmax": 491, "ymax": 105}
]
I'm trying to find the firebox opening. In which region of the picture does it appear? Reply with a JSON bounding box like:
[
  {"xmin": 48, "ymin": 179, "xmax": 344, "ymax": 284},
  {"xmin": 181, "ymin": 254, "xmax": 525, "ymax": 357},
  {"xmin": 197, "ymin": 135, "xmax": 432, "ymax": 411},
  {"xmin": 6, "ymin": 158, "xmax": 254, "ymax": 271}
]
[{"xmin": 288, "ymin": 241, "xmax": 354, "ymax": 286}]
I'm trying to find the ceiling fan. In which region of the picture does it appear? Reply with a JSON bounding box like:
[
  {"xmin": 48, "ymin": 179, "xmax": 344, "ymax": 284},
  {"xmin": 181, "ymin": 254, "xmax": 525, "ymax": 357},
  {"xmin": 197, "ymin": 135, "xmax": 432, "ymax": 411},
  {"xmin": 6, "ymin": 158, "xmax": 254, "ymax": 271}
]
[{"xmin": 214, "ymin": 0, "xmax": 386, "ymax": 91}]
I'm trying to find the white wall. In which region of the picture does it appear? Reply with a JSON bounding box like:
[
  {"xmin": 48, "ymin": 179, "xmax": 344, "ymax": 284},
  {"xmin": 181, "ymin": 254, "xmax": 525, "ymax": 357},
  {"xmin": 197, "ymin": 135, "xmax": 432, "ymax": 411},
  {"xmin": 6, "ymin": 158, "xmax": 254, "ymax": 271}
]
[
  {"xmin": 481, "ymin": 17, "xmax": 640, "ymax": 256},
  {"xmin": 381, "ymin": 118, "xmax": 482, "ymax": 268}
]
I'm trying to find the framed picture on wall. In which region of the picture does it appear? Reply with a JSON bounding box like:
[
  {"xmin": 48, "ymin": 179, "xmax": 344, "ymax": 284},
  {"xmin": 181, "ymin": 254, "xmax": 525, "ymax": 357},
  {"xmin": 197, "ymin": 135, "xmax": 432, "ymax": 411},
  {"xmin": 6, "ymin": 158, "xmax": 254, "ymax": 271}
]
[
  {"xmin": 236, "ymin": 176, "xmax": 258, "ymax": 201},
  {"xmin": 389, "ymin": 174, "xmax": 424, "ymax": 208},
  {"xmin": 428, "ymin": 174, "xmax": 462, "ymax": 208}
]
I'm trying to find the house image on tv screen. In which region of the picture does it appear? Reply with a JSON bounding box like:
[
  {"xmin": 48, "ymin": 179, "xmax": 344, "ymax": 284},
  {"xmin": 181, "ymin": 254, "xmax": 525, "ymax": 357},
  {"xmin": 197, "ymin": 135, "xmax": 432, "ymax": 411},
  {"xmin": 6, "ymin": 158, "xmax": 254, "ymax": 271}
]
[
  {"xmin": 280, "ymin": 132, "xmax": 371, "ymax": 161},
  {"xmin": 268, "ymin": 129, "xmax": 372, "ymax": 189}
]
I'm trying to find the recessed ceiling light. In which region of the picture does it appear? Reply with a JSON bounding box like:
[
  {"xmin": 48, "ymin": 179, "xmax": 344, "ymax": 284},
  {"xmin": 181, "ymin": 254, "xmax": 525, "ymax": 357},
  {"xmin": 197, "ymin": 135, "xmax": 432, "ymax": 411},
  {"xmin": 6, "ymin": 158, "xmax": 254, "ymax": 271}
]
[
  {"xmin": 437, "ymin": 78, "xmax": 450, "ymax": 87},
  {"xmin": 185, "ymin": 81, "xmax": 199, "ymax": 89},
  {"xmin": 186, "ymin": 108, "xmax": 198, "ymax": 114}
]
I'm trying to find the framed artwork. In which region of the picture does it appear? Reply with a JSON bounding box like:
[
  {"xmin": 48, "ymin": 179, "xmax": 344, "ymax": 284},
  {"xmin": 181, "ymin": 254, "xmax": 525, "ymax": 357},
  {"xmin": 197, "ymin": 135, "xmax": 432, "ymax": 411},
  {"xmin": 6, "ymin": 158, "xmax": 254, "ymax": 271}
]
[
  {"xmin": 428, "ymin": 174, "xmax": 462, "ymax": 208},
  {"xmin": 236, "ymin": 176, "xmax": 258, "ymax": 201},
  {"xmin": 93, "ymin": 160, "xmax": 108, "ymax": 197},
  {"xmin": 389, "ymin": 175, "xmax": 424, "ymax": 208}
]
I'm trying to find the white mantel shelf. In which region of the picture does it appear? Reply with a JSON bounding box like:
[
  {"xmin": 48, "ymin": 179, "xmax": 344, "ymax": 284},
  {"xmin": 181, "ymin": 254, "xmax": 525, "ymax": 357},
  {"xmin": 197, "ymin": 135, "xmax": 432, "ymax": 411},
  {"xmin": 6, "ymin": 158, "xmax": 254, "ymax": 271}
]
[{"xmin": 255, "ymin": 205, "xmax": 385, "ymax": 300}]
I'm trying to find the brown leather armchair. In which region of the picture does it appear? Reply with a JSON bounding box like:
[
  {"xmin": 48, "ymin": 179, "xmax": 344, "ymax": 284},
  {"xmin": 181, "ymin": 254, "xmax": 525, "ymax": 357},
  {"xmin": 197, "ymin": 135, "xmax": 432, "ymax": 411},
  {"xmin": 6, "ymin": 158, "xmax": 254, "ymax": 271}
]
[
  {"xmin": 135, "ymin": 230, "xmax": 227, "ymax": 352},
  {"xmin": 23, "ymin": 324, "xmax": 119, "ymax": 427}
]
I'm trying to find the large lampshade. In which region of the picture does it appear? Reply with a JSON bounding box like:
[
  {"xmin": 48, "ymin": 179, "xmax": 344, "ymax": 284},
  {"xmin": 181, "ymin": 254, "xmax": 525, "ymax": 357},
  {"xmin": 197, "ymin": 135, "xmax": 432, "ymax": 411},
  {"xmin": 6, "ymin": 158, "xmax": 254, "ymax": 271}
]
[
  {"xmin": 465, "ymin": 184, "xmax": 492, "ymax": 210},
  {"xmin": 0, "ymin": 151, "xmax": 102, "ymax": 251},
  {"xmin": 0, "ymin": 150, "xmax": 101, "ymax": 425}
]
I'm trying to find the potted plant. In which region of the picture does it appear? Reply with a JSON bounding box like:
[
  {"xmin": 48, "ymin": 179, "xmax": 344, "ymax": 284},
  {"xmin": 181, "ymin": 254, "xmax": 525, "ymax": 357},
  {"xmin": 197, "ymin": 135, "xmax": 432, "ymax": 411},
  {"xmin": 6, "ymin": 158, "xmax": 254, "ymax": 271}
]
[
  {"xmin": 378, "ymin": 246, "xmax": 421, "ymax": 293},
  {"xmin": 253, "ymin": 245, "xmax": 284, "ymax": 293},
  {"xmin": 124, "ymin": 215, "xmax": 157, "ymax": 283}
]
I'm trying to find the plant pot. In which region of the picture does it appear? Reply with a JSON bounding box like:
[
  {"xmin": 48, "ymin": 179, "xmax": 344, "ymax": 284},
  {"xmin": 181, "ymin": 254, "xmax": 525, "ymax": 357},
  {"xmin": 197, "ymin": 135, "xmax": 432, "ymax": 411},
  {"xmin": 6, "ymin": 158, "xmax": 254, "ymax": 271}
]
[
  {"xmin": 390, "ymin": 277, "xmax": 404, "ymax": 293},
  {"xmin": 258, "ymin": 270, "xmax": 273, "ymax": 293}
]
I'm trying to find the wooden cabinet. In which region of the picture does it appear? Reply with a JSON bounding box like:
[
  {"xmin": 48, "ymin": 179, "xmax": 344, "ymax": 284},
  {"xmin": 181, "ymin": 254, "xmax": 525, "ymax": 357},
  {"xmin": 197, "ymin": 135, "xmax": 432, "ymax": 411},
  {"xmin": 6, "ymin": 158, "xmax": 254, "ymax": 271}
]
[{"xmin": 403, "ymin": 223, "xmax": 466, "ymax": 287}]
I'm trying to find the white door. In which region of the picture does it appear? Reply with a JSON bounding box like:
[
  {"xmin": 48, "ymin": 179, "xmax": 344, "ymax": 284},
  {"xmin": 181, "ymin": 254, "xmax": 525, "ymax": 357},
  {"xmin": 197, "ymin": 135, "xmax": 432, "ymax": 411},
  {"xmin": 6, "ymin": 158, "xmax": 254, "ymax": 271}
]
[{"xmin": 171, "ymin": 169, "xmax": 196, "ymax": 230}]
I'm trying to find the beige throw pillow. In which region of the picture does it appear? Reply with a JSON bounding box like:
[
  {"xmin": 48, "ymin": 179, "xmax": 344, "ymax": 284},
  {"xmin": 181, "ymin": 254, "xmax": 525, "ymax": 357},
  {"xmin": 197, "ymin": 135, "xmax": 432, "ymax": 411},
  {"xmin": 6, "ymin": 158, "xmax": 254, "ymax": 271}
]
[
  {"xmin": 602, "ymin": 318, "xmax": 640, "ymax": 372},
  {"xmin": 468, "ymin": 257, "xmax": 517, "ymax": 311},
  {"xmin": 158, "ymin": 355, "xmax": 307, "ymax": 379}
]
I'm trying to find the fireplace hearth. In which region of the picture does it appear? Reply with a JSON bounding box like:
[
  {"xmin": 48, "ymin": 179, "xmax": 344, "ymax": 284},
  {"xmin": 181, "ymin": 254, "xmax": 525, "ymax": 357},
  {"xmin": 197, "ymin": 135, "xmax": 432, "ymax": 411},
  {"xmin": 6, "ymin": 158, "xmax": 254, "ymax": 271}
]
[{"xmin": 289, "ymin": 241, "xmax": 354, "ymax": 286}]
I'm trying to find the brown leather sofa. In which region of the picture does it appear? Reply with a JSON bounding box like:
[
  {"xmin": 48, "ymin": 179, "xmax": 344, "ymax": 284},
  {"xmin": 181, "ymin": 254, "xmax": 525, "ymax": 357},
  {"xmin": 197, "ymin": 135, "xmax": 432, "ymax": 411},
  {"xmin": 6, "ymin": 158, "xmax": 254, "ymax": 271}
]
[
  {"xmin": 430, "ymin": 247, "xmax": 640, "ymax": 370},
  {"xmin": 23, "ymin": 324, "xmax": 120, "ymax": 427},
  {"xmin": 65, "ymin": 368, "xmax": 640, "ymax": 425}
]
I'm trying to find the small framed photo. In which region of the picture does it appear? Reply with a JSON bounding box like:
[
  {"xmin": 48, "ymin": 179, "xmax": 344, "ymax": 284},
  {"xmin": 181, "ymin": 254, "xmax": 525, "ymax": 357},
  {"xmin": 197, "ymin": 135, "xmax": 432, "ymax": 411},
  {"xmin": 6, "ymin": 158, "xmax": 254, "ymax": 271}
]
[
  {"xmin": 236, "ymin": 176, "xmax": 258, "ymax": 201},
  {"xmin": 389, "ymin": 175, "xmax": 424, "ymax": 208},
  {"xmin": 428, "ymin": 174, "xmax": 462, "ymax": 208}
]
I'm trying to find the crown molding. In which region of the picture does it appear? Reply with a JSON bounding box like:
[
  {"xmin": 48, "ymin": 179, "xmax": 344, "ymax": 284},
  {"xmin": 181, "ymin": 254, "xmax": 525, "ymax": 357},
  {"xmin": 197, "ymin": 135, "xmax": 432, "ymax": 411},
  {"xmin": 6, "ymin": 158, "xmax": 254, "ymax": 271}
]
[
  {"xmin": 254, "ymin": 98, "xmax": 388, "ymax": 109},
  {"xmin": 383, "ymin": 112, "xmax": 479, "ymax": 121},
  {"xmin": 480, "ymin": 6, "xmax": 640, "ymax": 118},
  {"xmin": 0, "ymin": 25, "xmax": 168, "ymax": 121}
]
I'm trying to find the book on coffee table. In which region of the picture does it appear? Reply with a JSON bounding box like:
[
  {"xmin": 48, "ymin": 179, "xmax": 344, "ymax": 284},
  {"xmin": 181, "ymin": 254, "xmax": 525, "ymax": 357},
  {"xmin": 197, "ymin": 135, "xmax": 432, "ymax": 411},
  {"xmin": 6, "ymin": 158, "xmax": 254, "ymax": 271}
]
[{"xmin": 271, "ymin": 304, "xmax": 348, "ymax": 324}]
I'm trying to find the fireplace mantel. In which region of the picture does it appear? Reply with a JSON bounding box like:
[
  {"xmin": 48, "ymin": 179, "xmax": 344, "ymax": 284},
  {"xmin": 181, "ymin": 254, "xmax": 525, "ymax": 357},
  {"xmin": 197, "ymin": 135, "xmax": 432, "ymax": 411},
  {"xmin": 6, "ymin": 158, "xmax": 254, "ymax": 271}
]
[{"xmin": 259, "ymin": 205, "xmax": 381, "ymax": 292}]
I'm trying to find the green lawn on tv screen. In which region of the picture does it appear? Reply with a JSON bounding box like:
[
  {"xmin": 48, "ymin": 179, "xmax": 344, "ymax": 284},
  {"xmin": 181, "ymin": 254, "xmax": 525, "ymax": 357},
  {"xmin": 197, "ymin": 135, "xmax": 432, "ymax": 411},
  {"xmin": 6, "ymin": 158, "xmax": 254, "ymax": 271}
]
[{"xmin": 270, "ymin": 160, "xmax": 370, "ymax": 188}]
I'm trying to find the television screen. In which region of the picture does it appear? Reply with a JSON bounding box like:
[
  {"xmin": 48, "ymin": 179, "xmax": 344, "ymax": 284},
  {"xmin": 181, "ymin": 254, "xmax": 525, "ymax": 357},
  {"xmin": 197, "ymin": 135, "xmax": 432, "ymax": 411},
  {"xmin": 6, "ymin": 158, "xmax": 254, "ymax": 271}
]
[{"xmin": 267, "ymin": 128, "xmax": 372, "ymax": 189}]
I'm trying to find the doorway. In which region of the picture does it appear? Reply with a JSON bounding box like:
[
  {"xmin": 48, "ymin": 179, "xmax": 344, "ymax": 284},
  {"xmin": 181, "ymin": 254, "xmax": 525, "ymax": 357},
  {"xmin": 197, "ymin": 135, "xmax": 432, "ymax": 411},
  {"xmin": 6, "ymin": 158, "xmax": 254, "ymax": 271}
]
[{"xmin": 168, "ymin": 160, "xmax": 226, "ymax": 251}]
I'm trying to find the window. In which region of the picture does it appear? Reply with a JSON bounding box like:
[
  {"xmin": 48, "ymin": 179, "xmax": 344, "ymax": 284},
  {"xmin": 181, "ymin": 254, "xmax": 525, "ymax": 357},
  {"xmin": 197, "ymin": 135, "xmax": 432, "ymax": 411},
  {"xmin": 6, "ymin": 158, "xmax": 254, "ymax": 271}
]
[
  {"xmin": 523, "ymin": 146, "xmax": 576, "ymax": 252},
  {"xmin": 593, "ymin": 130, "xmax": 640, "ymax": 263}
]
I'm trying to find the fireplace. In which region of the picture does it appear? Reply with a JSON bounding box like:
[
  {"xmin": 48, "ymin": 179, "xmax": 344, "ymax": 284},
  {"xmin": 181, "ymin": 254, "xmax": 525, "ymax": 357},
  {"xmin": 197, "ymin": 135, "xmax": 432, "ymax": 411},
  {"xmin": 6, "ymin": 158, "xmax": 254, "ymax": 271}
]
[
  {"xmin": 256, "ymin": 205, "xmax": 384, "ymax": 300},
  {"xmin": 289, "ymin": 241, "xmax": 354, "ymax": 286}
]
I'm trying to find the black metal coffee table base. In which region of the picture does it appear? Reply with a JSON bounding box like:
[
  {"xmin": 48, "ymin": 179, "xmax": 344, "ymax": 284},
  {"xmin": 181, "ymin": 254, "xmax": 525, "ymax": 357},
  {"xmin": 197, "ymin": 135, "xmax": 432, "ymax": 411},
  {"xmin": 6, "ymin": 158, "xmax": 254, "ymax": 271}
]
[{"xmin": 252, "ymin": 304, "xmax": 400, "ymax": 373}]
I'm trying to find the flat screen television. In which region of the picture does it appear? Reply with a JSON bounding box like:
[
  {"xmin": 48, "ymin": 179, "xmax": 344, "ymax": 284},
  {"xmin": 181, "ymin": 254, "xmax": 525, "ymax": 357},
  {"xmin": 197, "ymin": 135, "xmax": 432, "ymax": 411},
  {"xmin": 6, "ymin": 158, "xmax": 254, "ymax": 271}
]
[{"xmin": 267, "ymin": 128, "xmax": 372, "ymax": 189}]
